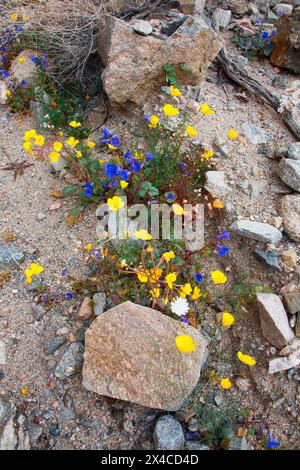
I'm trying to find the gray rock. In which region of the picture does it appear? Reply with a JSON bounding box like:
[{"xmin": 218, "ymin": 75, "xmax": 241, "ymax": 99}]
[
  {"xmin": 213, "ymin": 8, "xmax": 232, "ymax": 31},
  {"xmin": 228, "ymin": 0, "xmax": 248, "ymax": 15},
  {"xmin": 0, "ymin": 80, "xmax": 9, "ymax": 105},
  {"xmin": 178, "ymin": 0, "xmax": 206, "ymax": 14},
  {"xmin": 31, "ymin": 304, "xmax": 46, "ymax": 321},
  {"xmin": 43, "ymin": 336, "xmax": 66, "ymax": 354},
  {"xmin": 205, "ymin": 171, "xmax": 231, "ymax": 198},
  {"xmin": 54, "ymin": 342, "xmax": 84, "ymax": 378},
  {"xmin": 277, "ymin": 194, "xmax": 300, "ymax": 242},
  {"xmin": 93, "ymin": 292, "xmax": 107, "ymax": 316},
  {"xmin": 287, "ymin": 142, "xmax": 300, "ymax": 160},
  {"xmin": 269, "ymin": 355, "xmax": 300, "ymax": 373},
  {"xmin": 255, "ymin": 0, "xmax": 272, "ymax": 13},
  {"xmin": 257, "ymin": 293, "xmax": 294, "ymax": 348},
  {"xmin": 235, "ymin": 377, "xmax": 251, "ymax": 392},
  {"xmin": 0, "ymin": 396, "xmax": 29, "ymax": 449},
  {"xmin": 242, "ymin": 122, "xmax": 268, "ymax": 144},
  {"xmin": 267, "ymin": 10, "xmax": 279, "ymax": 22},
  {"xmin": 186, "ymin": 441, "xmax": 210, "ymax": 450},
  {"xmin": 154, "ymin": 415, "xmax": 185, "ymax": 450},
  {"xmin": 254, "ymin": 248, "xmax": 280, "ymax": 270},
  {"xmin": 133, "ymin": 20, "xmax": 153, "ymax": 36},
  {"xmin": 284, "ymin": 292, "xmax": 300, "ymax": 314},
  {"xmin": 277, "ymin": 158, "xmax": 300, "ymax": 192},
  {"xmin": 230, "ymin": 220, "xmax": 282, "ymax": 243},
  {"xmin": 273, "ymin": 3, "xmax": 294, "ymax": 16},
  {"xmin": 27, "ymin": 421, "xmax": 43, "ymax": 445},
  {"xmin": 0, "ymin": 244, "xmax": 25, "ymax": 267},
  {"xmin": 161, "ymin": 16, "xmax": 187, "ymax": 36},
  {"xmin": 0, "ymin": 340, "xmax": 6, "ymax": 365},
  {"xmin": 9, "ymin": 49, "xmax": 40, "ymax": 86},
  {"xmin": 36, "ymin": 212, "xmax": 47, "ymax": 221}
]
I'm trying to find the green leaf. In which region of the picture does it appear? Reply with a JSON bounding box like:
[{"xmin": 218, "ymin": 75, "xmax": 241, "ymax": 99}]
[{"xmin": 62, "ymin": 185, "xmax": 76, "ymax": 197}]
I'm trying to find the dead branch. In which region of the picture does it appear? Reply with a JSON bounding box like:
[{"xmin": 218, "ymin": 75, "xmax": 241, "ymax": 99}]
[{"xmin": 218, "ymin": 48, "xmax": 300, "ymax": 140}]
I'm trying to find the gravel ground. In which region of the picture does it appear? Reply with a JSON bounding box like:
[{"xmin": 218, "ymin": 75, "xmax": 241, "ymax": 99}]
[{"xmin": 0, "ymin": 36, "xmax": 300, "ymax": 449}]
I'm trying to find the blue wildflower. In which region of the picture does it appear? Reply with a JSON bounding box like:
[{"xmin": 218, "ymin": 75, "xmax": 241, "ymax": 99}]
[
  {"xmin": 84, "ymin": 182, "xmax": 93, "ymax": 197},
  {"xmin": 1, "ymin": 56, "xmax": 7, "ymax": 62},
  {"xmin": 129, "ymin": 159, "xmax": 141, "ymax": 173},
  {"xmin": 261, "ymin": 31, "xmax": 269, "ymax": 40},
  {"xmin": 42, "ymin": 59, "xmax": 49, "ymax": 68},
  {"xmin": 195, "ymin": 273, "xmax": 204, "ymax": 283},
  {"xmin": 216, "ymin": 229, "xmax": 230, "ymax": 241},
  {"xmin": 0, "ymin": 70, "xmax": 9, "ymax": 78},
  {"xmin": 181, "ymin": 316, "xmax": 190, "ymax": 324},
  {"xmin": 105, "ymin": 162, "xmax": 118, "ymax": 178},
  {"xmin": 61, "ymin": 268, "xmax": 69, "ymax": 277},
  {"xmin": 144, "ymin": 113, "xmax": 151, "ymax": 124},
  {"xmin": 31, "ymin": 55, "xmax": 39, "ymax": 65},
  {"xmin": 217, "ymin": 244, "xmax": 229, "ymax": 257},
  {"xmin": 20, "ymin": 79, "xmax": 27, "ymax": 87},
  {"xmin": 124, "ymin": 150, "xmax": 133, "ymax": 160},
  {"xmin": 265, "ymin": 434, "xmax": 280, "ymax": 449},
  {"xmin": 109, "ymin": 135, "xmax": 121, "ymax": 148},
  {"xmin": 145, "ymin": 152, "xmax": 154, "ymax": 160},
  {"xmin": 270, "ymin": 30, "xmax": 276, "ymax": 37},
  {"xmin": 66, "ymin": 292, "xmax": 73, "ymax": 300},
  {"xmin": 166, "ymin": 193, "xmax": 175, "ymax": 201},
  {"xmin": 117, "ymin": 168, "xmax": 129, "ymax": 181},
  {"xmin": 43, "ymin": 295, "xmax": 48, "ymax": 303}
]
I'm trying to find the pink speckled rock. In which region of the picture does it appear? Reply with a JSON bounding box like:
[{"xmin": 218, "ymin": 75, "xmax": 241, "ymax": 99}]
[{"xmin": 82, "ymin": 301, "xmax": 207, "ymax": 410}]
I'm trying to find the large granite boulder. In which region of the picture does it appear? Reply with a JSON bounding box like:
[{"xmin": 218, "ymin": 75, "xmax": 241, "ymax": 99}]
[
  {"xmin": 82, "ymin": 301, "xmax": 207, "ymax": 410},
  {"xmin": 271, "ymin": 8, "xmax": 300, "ymax": 74},
  {"xmin": 98, "ymin": 15, "xmax": 220, "ymax": 105}
]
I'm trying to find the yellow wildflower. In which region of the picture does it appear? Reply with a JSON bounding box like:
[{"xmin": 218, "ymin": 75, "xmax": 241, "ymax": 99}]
[
  {"xmin": 212, "ymin": 198, "xmax": 224, "ymax": 209},
  {"xmin": 66, "ymin": 136, "xmax": 79, "ymax": 147},
  {"xmin": 172, "ymin": 203, "xmax": 184, "ymax": 215},
  {"xmin": 30, "ymin": 263, "xmax": 44, "ymax": 275},
  {"xmin": 150, "ymin": 288, "xmax": 160, "ymax": 298},
  {"xmin": 5, "ymin": 90, "xmax": 11, "ymax": 97},
  {"xmin": 107, "ymin": 196, "xmax": 125, "ymax": 212},
  {"xmin": 23, "ymin": 141, "xmax": 32, "ymax": 152},
  {"xmin": 25, "ymin": 269, "xmax": 33, "ymax": 284},
  {"xmin": 237, "ymin": 351, "xmax": 256, "ymax": 366},
  {"xmin": 220, "ymin": 378, "xmax": 232, "ymax": 389},
  {"xmin": 34, "ymin": 134, "xmax": 45, "ymax": 146},
  {"xmin": 163, "ymin": 103, "xmax": 180, "ymax": 118},
  {"xmin": 87, "ymin": 141, "xmax": 96, "ymax": 149},
  {"xmin": 85, "ymin": 243, "xmax": 93, "ymax": 251},
  {"xmin": 180, "ymin": 283, "xmax": 192, "ymax": 298},
  {"xmin": 170, "ymin": 85, "xmax": 181, "ymax": 97},
  {"xmin": 137, "ymin": 271, "xmax": 149, "ymax": 283},
  {"xmin": 10, "ymin": 12, "xmax": 19, "ymax": 21},
  {"xmin": 148, "ymin": 268, "xmax": 163, "ymax": 284},
  {"xmin": 49, "ymin": 151, "xmax": 60, "ymax": 163},
  {"xmin": 23, "ymin": 129, "xmax": 37, "ymax": 141},
  {"xmin": 76, "ymin": 151, "xmax": 82, "ymax": 158},
  {"xmin": 191, "ymin": 286, "xmax": 201, "ymax": 300},
  {"xmin": 21, "ymin": 388, "xmax": 28, "ymax": 395},
  {"xmin": 211, "ymin": 270, "xmax": 227, "ymax": 284},
  {"xmin": 228, "ymin": 128, "xmax": 239, "ymax": 140},
  {"xmin": 203, "ymin": 149, "xmax": 214, "ymax": 160},
  {"xmin": 18, "ymin": 57, "xmax": 25, "ymax": 63},
  {"xmin": 186, "ymin": 125, "xmax": 198, "ymax": 138},
  {"xmin": 120, "ymin": 180, "xmax": 129, "ymax": 189},
  {"xmin": 149, "ymin": 115, "xmax": 160, "ymax": 128},
  {"xmin": 165, "ymin": 272, "xmax": 177, "ymax": 289},
  {"xmin": 176, "ymin": 335, "xmax": 196, "ymax": 353},
  {"xmin": 221, "ymin": 312, "xmax": 235, "ymax": 327},
  {"xmin": 53, "ymin": 141, "xmax": 62, "ymax": 152},
  {"xmin": 200, "ymin": 103, "xmax": 215, "ymax": 115},
  {"xmin": 69, "ymin": 120, "xmax": 81, "ymax": 128},
  {"xmin": 135, "ymin": 229, "xmax": 152, "ymax": 241},
  {"xmin": 23, "ymin": 16, "xmax": 30, "ymax": 22},
  {"xmin": 163, "ymin": 251, "xmax": 175, "ymax": 262},
  {"xmin": 108, "ymin": 143, "xmax": 118, "ymax": 150}
]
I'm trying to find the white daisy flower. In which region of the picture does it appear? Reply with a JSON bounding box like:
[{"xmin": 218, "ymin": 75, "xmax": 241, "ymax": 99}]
[{"xmin": 170, "ymin": 296, "xmax": 190, "ymax": 317}]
